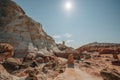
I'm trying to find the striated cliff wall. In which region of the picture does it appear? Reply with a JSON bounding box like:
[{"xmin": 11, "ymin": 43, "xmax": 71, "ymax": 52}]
[{"xmin": 0, "ymin": 0, "xmax": 58, "ymax": 57}]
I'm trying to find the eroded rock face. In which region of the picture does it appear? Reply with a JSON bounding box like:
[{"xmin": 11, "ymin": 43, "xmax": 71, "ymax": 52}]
[
  {"xmin": 0, "ymin": 0, "xmax": 58, "ymax": 57},
  {"xmin": 77, "ymin": 42, "xmax": 120, "ymax": 54},
  {"xmin": 100, "ymin": 68, "xmax": 120, "ymax": 80}
]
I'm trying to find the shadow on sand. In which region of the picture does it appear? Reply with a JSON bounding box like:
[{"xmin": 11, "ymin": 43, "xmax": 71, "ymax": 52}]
[{"xmin": 67, "ymin": 63, "xmax": 74, "ymax": 68}]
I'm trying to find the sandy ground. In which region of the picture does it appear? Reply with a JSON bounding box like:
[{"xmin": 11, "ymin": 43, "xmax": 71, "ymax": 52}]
[{"xmin": 54, "ymin": 66, "xmax": 103, "ymax": 80}]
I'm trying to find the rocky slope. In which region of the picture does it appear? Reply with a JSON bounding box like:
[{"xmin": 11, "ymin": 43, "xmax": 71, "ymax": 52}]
[
  {"xmin": 0, "ymin": 0, "xmax": 58, "ymax": 57},
  {"xmin": 77, "ymin": 42, "xmax": 120, "ymax": 54}
]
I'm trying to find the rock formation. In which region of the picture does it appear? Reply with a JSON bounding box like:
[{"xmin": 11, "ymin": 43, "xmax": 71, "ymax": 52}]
[
  {"xmin": 77, "ymin": 42, "xmax": 120, "ymax": 54},
  {"xmin": 0, "ymin": 64, "xmax": 13, "ymax": 80},
  {"xmin": 100, "ymin": 68, "xmax": 120, "ymax": 80},
  {"xmin": 0, "ymin": 0, "xmax": 58, "ymax": 57},
  {"xmin": 0, "ymin": 43, "xmax": 14, "ymax": 61},
  {"xmin": 55, "ymin": 42, "xmax": 79, "ymax": 59},
  {"xmin": 67, "ymin": 54, "xmax": 74, "ymax": 64},
  {"xmin": 3, "ymin": 57, "xmax": 22, "ymax": 72}
]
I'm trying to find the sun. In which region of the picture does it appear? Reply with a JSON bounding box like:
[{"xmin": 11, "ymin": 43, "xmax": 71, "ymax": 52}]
[{"xmin": 65, "ymin": 1, "xmax": 72, "ymax": 11}]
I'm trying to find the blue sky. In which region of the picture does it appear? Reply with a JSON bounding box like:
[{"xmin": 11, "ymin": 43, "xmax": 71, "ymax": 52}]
[{"xmin": 14, "ymin": 0, "xmax": 120, "ymax": 48}]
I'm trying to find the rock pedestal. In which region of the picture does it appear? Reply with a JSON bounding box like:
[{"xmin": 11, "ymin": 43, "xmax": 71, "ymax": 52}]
[{"xmin": 67, "ymin": 54, "xmax": 74, "ymax": 68}]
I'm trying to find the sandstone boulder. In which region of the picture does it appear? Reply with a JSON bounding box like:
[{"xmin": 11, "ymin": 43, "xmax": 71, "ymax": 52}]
[
  {"xmin": 44, "ymin": 57, "xmax": 50, "ymax": 63},
  {"xmin": 0, "ymin": 43, "xmax": 14, "ymax": 61},
  {"xmin": 3, "ymin": 57, "xmax": 22, "ymax": 72},
  {"xmin": 37, "ymin": 49, "xmax": 54, "ymax": 57},
  {"xmin": 112, "ymin": 53, "xmax": 119, "ymax": 59},
  {"xmin": 24, "ymin": 53, "xmax": 36, "ymax": 61},
  {"xmin": 36, "ymin": 57, "xmax": 44, "ymax": 63}
]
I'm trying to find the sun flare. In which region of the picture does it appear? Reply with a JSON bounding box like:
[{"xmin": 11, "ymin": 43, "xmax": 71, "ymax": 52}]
[{"xmin": 65, "ymin": 1, "xmax": 72, "ymax": 11}]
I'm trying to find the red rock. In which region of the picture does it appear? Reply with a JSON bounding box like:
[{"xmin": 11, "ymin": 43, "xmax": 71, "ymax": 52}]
[
  {"xmin": 77, "ymin": 42, "xmax": 120, "ymax": 54},
  {"xmin": 44, "ymin": 57, "xmax": 50, "ymax": 63},
  {"xmin": 67, "ymin": 54, "xmax": 74, "ymax": 64},
  {"xmin": 112, "ymin": 53, "xmax": 119, "ymax": 59}
]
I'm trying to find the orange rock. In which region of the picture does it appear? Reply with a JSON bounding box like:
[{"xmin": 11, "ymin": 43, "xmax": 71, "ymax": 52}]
[
  {"xmin": 113, "ymin": 54, "xmax": 119, "ymax": 59},
  {"xmin": 0, "ymin": 43, "xmax": 14, "ymax": 61},
  {"xmin": 67, "ymin": 54, "xmax": 74, "ymax": 64},
  {"xmin": 44, "ymin": 57, "xmax": 50, "ymax": 62}
]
